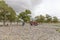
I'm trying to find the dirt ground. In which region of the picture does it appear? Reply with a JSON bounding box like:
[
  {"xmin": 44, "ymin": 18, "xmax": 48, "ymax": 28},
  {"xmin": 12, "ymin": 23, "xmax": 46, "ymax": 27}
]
[{"xmin": 0, "ymin": 23, "xmax": 60, "ymax": 40}]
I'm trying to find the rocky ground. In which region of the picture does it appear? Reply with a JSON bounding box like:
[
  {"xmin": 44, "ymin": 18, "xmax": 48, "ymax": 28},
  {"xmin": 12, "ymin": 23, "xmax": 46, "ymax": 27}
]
[{"xmin": 0, "ymin": 23, "xmax": 60, "ymax": 40}]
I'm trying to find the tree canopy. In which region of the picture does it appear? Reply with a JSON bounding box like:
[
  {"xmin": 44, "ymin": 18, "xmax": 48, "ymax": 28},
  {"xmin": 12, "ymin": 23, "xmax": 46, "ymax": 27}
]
[
  {"xmin": 18, "ymin": 10, "xmax": 31, "ymax": 22},
  {"xmin": 35, "ymin": 14, "xmax": 59, "ymax": 23},
  {"xmin": 0, "ymin": 1, "xmax": 16, "ymax": 25}
]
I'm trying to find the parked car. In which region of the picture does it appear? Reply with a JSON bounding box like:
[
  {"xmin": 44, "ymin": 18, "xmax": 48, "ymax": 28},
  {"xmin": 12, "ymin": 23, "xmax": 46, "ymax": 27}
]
[{"xmin": 30, "ymin": 21, "xmax": 38, "ymax": 26}]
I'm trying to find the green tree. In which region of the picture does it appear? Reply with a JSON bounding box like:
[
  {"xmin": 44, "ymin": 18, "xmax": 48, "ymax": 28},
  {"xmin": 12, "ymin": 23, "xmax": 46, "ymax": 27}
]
[
  {"xmin": 0, "ymin": 1, "xmax": 16, "ymax": 25},
  {"xmin": 18, "ymin": 9, "xmax": 31, "ymax": 22},
  {"xmin": 35, "ymin": 16, "xmax": 40, "ymax": 22},
  {"xmin": 16, "ymin": 15, "xmax": 21, "ymax": 25},
  {"xmin": 45, "ymin": 14, "xmax": 52, "ymax": 23},
  {"xmin": 52, "ymin": 16, "xmax": 58, "ymax": 23},
  {"xmin": 35, "ymin": 15, "xmax": 45, "ymax": 23},
  {"xmin": 39, "ymin": 15, "xmax": 45, "ymax": 23},
  {"xmin": 7, "ymin": 7, "xmax": 16, "ymax": 25},
  {"xmin": 0, "ymin": 1, "xmax": 9, "ymax": 25},
  {"xmin": 0, "ymin": 7, "xmax": 8, "ymax": 25},
  {"xmin": 0, "ymin": 1, "xmax": 9, "ymax": 11}
]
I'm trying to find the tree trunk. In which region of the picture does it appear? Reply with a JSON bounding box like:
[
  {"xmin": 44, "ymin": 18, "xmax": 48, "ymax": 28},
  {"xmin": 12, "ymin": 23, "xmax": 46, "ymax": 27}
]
[{"xmin": 3, "ymin": 21, "xmax": 5, "ymax": 26}]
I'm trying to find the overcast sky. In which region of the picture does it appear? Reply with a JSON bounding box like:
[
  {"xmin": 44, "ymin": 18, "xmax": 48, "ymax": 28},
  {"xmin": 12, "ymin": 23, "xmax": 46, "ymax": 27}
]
[{"xmin": 5, "ymin": 0, "xmax": 60, "ymax": 18}]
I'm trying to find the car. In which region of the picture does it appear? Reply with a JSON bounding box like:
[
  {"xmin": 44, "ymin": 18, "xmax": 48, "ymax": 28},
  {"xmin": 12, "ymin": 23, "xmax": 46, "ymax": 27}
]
[{"xmin": 30, "ymin": 21, "xmax": 38, "ymax": 26}]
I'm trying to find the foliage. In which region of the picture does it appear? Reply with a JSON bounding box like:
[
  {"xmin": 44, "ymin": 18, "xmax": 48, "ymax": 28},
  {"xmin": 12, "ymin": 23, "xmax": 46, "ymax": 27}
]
[
  {"xmin": 35, "ymin": 15, "xmax": 45, "ymax": 23},
  {"xmin": 7, "ymin": 7, "xmax": 16, "ymax": 22},
  {"xmin": 52, "ymin": 16, "xmax": 58, "ymax": 23},
  {"xmin": 0, "ymin": 0, "xmax": 59, "ymax": 25},
  {"xmin": 35, "ymin": 14, "xmax": 59, "ymax": 23},
  {"xmin": 45, "ymin": 14, "xmax": 52, "ymax": 23},
  {"xmin": 18, "ymin": 9, "xmax": 31, "ymax": 22},
  {"xmin": 0, "ymin": 1, "xmax": 16, "ymax": 25}
]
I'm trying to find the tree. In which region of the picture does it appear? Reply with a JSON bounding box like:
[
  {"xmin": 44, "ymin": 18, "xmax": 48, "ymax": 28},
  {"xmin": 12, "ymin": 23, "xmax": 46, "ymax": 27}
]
[
  {"xmin": 0, "ymin": 1, "xmax": 16, "ymax": 25},
  {"xmin": 35, "ymin": 16, "xmax": 40, "ymax": 22},
  {"xmin": 0, "ymin": 7, "xmax": 8, "ymax": 25},
  {"xmin": 35, "ymin": 15, "xmax": 45, "ymax": 23},
  {"xmin": 52, "ymin": 16, "xmax": 58, "ymax": 23},
  {"xmin": 0, "ymin": 1, "xmax": 8, "ymax": 10},
  {"xmin": 15, "ymin": 15, "xmax": 21, "ymax": 25},
  {"xmin": 45, "ymin": 14, "xmax": 52, "ymax": 23},
  {"xmin": 0, "ymin": 1, "xmax": 9, "ymax": 25},
  {"xmin": 46, "ymin": 14, "xmax": 51, "ymax": 18},
  {"xmin": 18, "ymin": 9, "xmax": 31, "ymax": 22},
  {"xmin": 7, "ymin": 7, "xmax": 16, "ymax": 24}
]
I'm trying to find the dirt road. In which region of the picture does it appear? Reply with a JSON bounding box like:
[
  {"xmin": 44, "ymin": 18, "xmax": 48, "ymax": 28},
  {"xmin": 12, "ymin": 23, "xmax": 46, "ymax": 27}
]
[{"xmin": 0, "ymin": 23, "xmax": 60, "ymax": 40}]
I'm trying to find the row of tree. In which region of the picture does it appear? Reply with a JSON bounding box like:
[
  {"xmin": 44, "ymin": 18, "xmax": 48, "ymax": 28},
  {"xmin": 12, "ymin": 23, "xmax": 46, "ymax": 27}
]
[
  {"xmin": 0, "ymin": 1, "xmax": 31, "ymax": 25},
  {"xmin": 35, "ymin": 14, "xmax": 59, "ymax": 23},
  {"xmin": 0, "ymin": 1, "xmax": 59, "ymax": 26}
]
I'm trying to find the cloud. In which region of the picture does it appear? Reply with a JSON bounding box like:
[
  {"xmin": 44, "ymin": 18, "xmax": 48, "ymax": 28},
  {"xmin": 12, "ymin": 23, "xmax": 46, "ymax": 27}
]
[
  {"xmin": 32, "ymin": 0, "xmax": 60, "ymax": 18},
  {"xmin": 5, "ymin": 0, "xmax": 41, "ymax": 13},
  {"xmin": 5, "ymin": 0, "xmax": 32, "ymax": 13},
  {"xmin": 5, "ymin": 0, "xmax": 60, "ymax": 18}
]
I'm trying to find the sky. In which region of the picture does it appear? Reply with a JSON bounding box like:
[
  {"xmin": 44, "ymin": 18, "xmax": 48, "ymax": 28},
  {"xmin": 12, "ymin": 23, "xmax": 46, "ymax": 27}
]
[{"xmin": 4, "ymin": 0, "xmax": 60, "ymax": 18}]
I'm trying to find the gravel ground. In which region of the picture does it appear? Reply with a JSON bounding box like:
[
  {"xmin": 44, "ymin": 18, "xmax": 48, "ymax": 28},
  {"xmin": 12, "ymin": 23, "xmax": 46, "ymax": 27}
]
[{"xmin": 0, "ymin": 23, "xmax": 60, "ymax": 40}]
